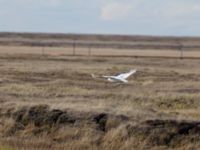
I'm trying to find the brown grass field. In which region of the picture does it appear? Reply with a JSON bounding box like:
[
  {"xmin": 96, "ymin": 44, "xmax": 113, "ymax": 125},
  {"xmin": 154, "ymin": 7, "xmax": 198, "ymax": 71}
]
[{"xmin": 0, "ymin": 33, "xmax": 200, "ymax": 150}]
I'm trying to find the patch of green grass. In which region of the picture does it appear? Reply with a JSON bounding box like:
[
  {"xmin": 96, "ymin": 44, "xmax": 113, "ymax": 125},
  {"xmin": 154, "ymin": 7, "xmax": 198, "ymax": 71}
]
[{"xmin": 0, "ymin": 145, "xmax": 14, "ymax": 150}]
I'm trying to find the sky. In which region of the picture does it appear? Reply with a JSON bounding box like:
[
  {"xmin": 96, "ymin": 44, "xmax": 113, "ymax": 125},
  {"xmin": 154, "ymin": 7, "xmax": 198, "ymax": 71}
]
[{"xmin": 0, "ymin": 0, "xmax": 200, "ymax": 36}]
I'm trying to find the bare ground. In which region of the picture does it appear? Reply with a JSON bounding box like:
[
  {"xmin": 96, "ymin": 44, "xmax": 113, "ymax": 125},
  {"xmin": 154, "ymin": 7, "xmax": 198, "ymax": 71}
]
[{"xmin": 0, "ymin": 51, "xmax": 200, "ymax": 149}]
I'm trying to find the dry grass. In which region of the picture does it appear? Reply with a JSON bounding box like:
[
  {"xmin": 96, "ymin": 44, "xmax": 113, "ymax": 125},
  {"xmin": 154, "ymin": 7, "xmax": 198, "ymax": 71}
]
[
  {"xmin": 1, "ymin": 46, "xmax": 200, "ymax": 58},
  {"xmin": 0, "ymin": 49, "xmax": 200, "ymax": 149}
]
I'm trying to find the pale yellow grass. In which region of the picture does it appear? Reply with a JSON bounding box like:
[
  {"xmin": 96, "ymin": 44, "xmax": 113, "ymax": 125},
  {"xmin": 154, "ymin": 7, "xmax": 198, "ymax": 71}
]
[{"xmin": 1, "ymin": 46, "xmax": 200, "ymax": 58}]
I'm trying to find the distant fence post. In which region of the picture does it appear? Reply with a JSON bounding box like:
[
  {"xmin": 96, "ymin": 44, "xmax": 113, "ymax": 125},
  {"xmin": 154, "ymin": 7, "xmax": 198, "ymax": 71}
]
[
  {"xmin": 73, "ymin": 41, "xmax": 76, "ymax": 56},
  {"xmin": 177, "ymin": 39, "xmax": 183, "ymax": 59},
  {"xmin": 88, "ymin": 44, "xmax": 91, "ymax": 56},
  {"xmin": 42, "ymin": 46, "xmax": 45, "ymax": 56},
  {"xmin": 180, "ymin": 43, "xmax": 183, "ymax": 59}
]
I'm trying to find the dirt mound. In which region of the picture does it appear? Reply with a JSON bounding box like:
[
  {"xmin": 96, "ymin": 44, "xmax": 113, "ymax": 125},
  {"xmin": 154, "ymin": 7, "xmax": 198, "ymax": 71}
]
[
  {"xmin": 13, "ymin": 105, "xmax": 76, "ymax": 127},
  {"xmin": 128, "ymin": 119, "xmax": 200, "ymax": 148},
  {"xmin": 92, "ymin": 113, "xmax": 129, "ymax": 132},
  {"xmin": 4, "ymin": 105, "xmax": 129, "ymax": 136},
  {"xmin": 3, "ymin": 105, "xmax": 200, "ymax": 149},
  {"xmin": 102, "ymin": 119, "xmax": 200, "ymax": 149}
]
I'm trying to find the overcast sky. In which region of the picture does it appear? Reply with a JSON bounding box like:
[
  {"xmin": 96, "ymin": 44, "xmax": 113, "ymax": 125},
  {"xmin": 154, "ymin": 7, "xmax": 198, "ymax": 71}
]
[{"xmin": 0, "ymin": 0, "xmax": 200, "ymax": 36}]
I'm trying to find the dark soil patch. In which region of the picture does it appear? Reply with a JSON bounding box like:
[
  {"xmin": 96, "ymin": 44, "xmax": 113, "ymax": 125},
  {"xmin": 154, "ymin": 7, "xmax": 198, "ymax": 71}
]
[{"xmin": 176, "ymin": 88, "xmax": 200, "ymax": 94}]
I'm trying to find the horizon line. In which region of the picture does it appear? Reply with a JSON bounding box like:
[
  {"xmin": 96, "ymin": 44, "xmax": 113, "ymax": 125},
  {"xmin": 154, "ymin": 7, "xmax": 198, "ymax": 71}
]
[{"xmin": 1, "ymin": 31, "xmax": 200, "ymax": 39}]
